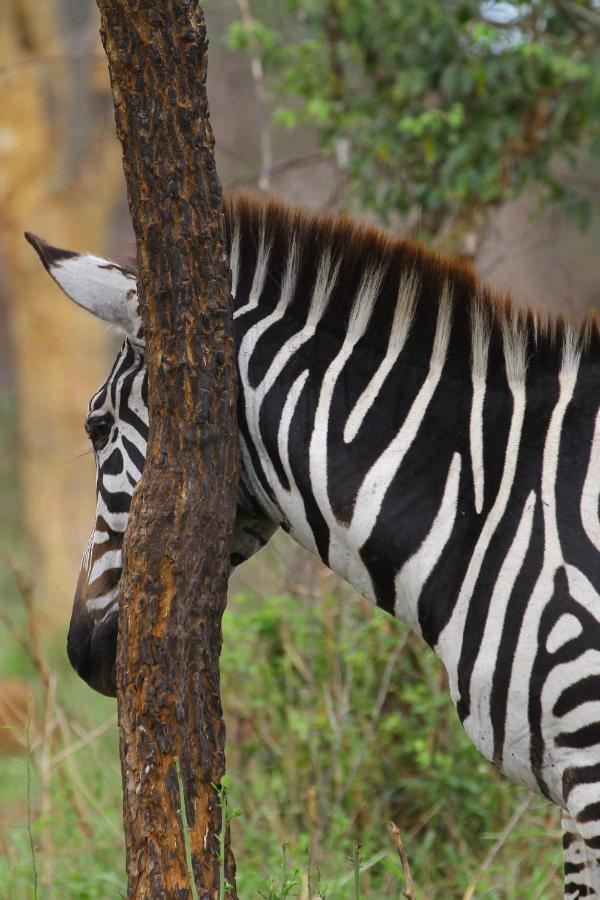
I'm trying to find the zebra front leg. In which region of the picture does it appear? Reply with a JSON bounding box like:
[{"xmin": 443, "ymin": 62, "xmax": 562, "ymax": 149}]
[{"xmin": 562, "ymin": 810, "xmax": 600, "ymax": 898}]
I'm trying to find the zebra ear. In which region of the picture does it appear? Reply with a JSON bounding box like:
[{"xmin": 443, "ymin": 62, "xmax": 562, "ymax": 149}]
[{"xmin": 24, "ymin": 232, "xmax": 142, "ymax": 339}]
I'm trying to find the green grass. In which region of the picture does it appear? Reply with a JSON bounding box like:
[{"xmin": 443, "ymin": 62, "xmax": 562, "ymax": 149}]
[
  {"xmin": 0, "ymin": 582, "xmax": 562, "ymax": 899},
  {"xmin": 220, "ymin": 592, "xmax": 561, "ymax": 899}
]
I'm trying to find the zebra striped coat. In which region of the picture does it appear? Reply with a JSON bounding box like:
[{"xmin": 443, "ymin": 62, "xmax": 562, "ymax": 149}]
[{"xmin": 26, "ymin": 194, "xmax": 600, "ymax": 897}]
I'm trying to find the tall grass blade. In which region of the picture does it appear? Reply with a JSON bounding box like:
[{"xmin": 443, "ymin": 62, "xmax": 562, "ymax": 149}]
[{"xmin": 175, "ymin": 756, "xmax": 199, "ymax": 900}]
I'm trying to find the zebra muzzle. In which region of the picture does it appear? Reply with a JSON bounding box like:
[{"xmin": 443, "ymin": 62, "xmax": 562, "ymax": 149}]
[{"xmin": 67, "ymin": 602, "xmax": 118, "ymax": 698}]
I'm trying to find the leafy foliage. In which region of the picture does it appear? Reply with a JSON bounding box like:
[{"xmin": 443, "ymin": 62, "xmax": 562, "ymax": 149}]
[
  {"xmin": 221, "ymin": 590, "xmax": 560, "ymax": 897},
  {"xmin": 227, "ymin": 1, "xmax": 600, "ymax": 236}
]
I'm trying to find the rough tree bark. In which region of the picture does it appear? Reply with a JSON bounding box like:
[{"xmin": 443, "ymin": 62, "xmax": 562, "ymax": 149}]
[{"xmin": 96, "ymin": 2, "xmax": 239, "ymax": 897}]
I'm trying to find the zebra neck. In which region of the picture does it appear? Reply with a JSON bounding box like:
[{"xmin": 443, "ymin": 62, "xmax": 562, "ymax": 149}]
[{"xmin": 227, "ymin": 194, "xmax": 600, "ymax": 638}]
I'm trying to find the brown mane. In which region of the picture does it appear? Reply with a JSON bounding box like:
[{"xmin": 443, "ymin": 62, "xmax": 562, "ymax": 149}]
[{"xmin": 224, "ymin": 192, "xmax": 600, "ymax": 370}]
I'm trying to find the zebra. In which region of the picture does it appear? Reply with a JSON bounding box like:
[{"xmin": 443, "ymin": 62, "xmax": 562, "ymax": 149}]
[{"xmin": 26, "ymin": 193, "xmax": 600, "ymax": 897}]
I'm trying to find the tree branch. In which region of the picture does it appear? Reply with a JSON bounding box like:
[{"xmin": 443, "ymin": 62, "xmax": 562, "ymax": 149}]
[{"xmin": 236, "ymin": 0, "xmax": 273, "ymax": 192}]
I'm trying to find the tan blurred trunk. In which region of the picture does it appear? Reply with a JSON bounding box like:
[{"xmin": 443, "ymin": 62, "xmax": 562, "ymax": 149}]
[{"xmin": 0, "ymin": 0, "xmax": 123, "ymax": 624}]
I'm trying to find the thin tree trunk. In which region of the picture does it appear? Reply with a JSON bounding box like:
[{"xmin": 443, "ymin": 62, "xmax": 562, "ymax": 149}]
[{"xmin": 96, "ymin": 2, "xmax": 239, "ymax": 897}]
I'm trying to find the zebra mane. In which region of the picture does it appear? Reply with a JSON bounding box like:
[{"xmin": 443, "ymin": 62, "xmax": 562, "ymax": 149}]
[{"xmin": 224, "ymin": 192, "xmax": 600, "ymax": 379}]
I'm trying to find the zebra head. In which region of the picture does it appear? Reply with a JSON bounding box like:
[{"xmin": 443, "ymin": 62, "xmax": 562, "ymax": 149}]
[{"xmin": 26, "ymin": 233, "xmax": 145, "ymax": 696}]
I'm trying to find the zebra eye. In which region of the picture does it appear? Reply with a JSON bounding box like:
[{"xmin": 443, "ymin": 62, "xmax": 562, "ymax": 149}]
[{"xmin": 85, "ymin": 415, "xmax": 113, "ymax": 452}]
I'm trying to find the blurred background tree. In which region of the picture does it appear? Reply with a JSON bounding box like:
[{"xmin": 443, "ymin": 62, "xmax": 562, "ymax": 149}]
[
  {"xmin": 228, "ymin": 0, "xmax": 600, "ymax": 253},
  {"xmin": 0, "ymin": 0, "xmax": 124, "ymax": 625}
]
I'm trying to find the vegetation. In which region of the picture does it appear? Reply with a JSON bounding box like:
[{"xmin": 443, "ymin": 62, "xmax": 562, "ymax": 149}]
[
  {"xmin": 228, "ymin": 0, "xmax": 600, "ymax": 242},
  {"xmin": 0, "ymin": 398, "xmax": 25, "ymax": 610},
  {"xmin": 0, "ymin": 554, "xmax": 562, "ymax": 898}
]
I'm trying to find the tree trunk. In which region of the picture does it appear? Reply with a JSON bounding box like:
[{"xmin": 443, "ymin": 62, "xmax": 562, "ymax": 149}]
[{"xmin": 96, "ymin": 2, "xmax": 239, "ymax": 897}]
